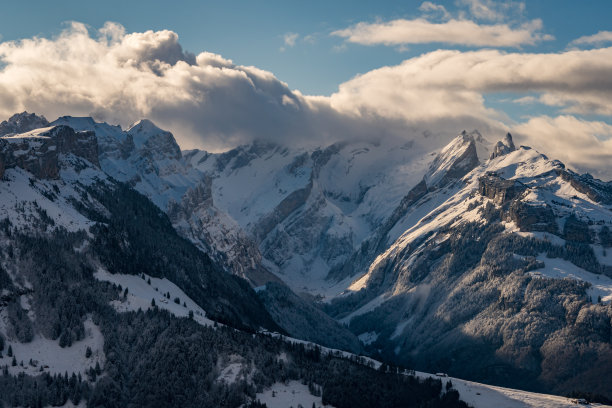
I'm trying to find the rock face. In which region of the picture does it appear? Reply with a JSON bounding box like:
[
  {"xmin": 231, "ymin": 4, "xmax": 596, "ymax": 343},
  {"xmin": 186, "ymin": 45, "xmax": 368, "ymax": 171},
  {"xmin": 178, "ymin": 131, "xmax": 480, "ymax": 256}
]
[
  {"xmin": 555, "ymin": 168, "xmax": 612, "ymax": 205},
  {"xmin": 563, "ymin": 213, "xmax": 592, "ymax": 243},
  {"xmin": 0, "ymin": 112, "xmax": 49, "ymax": 136},
  {"xmin": 508, "ymin": 200, "xmax": 557, "ymax": 233},
  {"xmin": 324, "ymin": 134, "xmax": 612, "ymax": 398},
  {"xmin": 167, "ymin": 176, "xmax": 280, "ymax": 286},
  {"xmin": 0, "ymin": 125, "xmax": 99, "ymax": 179},
  {"xmin": 478, "ymin": 173, "xmax": 526, "ymax": 205}
]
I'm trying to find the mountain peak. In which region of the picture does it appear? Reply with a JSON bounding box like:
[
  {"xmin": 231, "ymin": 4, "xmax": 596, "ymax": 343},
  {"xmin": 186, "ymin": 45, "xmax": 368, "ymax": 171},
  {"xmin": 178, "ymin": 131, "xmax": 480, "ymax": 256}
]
[
  {"xmin": 127, "ymin": 119, "xmax": 181, "ymax": 160},
  {"xmin": 490, "ymin": 132, "xmax": 517, "ymax": 159},
  {"xmin": 424, "ymin": 131, "xmax": 479, "ymax": 188},
  {"xmin": 127, "ymin": 118, "xmax": 163, "ymax": 135},
  {"xmin": 0, "ymin": 111, "xmax": 49, "ymax": 136}
]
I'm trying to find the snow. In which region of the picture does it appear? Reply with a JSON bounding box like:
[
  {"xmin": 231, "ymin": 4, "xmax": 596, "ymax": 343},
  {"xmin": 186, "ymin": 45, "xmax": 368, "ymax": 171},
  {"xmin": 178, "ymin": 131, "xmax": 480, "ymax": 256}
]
[
  {"xmin": 415, "ymin": 372, "xmax": 611, "ymax": 408},
  {"xmin": 339, "ymin": 293, "xmax": 389, "ymax": 324},
  {"xmin": 0, "ymin": 316, "xmax": 104, "ymax": 376},
  {"xmin": 216, "ymin": 362, "xmax": 243, "ymax": 384},
  {"xmin": 263, "ymin": 331, "xmax": 603, "ymax": 408},
  {"xmin": 0, "ymin": 168, "xmax": 96, "ymax": 233},
  {"xmin": 357, "ymin": 331, "xmax": 378, "ymax": 346},
  {"xmin": 94, "ymin": 269, "xmax": 214, "ymax": 326},
  {"xmin": 255, "ymin": 381, "xmax": 333, "ymax": 408},
  {"xmin": 390, "ymin": 320, "xmax": 410, "ymax": 340},
  {"xmin": 530, "ymin": 255, "xmax": 612, "ymax": 303},
  {"xmin": 593, "ymin": 244, "xmax": 612, "ymax": 266}
]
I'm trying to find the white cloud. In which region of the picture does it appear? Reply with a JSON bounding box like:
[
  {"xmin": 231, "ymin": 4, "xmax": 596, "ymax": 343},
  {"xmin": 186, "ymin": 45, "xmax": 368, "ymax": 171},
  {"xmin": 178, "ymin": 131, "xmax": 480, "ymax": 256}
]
[
  {"xmin": 0, "ymin": 22, "xmax": 610, "ymax": 178},
  {"xmin": 331, "ymin": 18, "xmax": 551, "ymax": 48},
  {"xmin": 330, "ymin": 47, "xmax": 612, "ymax": 118},
  {"xmin": 514, "ymin": 115, "xmax": 612, "ymax": 179},
  {"xmin": 0, "ymin": 23, "xmax": 430, "ymax": 151},
  {"xmin": 570, "ymin": 31, "xmax": 612, "ymax": 47}
]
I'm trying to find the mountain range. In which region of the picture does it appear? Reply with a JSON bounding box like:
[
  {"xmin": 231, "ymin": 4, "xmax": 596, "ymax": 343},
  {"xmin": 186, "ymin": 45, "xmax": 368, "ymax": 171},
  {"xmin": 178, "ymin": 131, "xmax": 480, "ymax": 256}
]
[{"xmin": 0, "ymin": 110, "xmax": 610, "ymax": 406}]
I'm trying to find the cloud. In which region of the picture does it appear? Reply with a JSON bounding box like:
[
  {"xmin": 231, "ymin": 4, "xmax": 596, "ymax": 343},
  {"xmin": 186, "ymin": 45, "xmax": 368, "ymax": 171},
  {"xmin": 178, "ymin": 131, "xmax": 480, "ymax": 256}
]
[
  {"xmin": 0, "ymin": 22, "xmax": 442, "ymax": 152},
  {"xmin": 280, "ymin": 32, "xmax": 299, "ymax": 52},
  {"xmin": 330, "ymin": 47, "xmax": 612, "ymax": 118},
  {"xmin": 418, "ymin": 2, "xmax": 451, "ymax": 20},
  {"xmin": 0, "ymin": 22, "xmax": 610, "ymax": 178},
  {"xmin": 514, "ymin": 115, "xmax": 612, "ymax": 179},
  {"xmin": 570, "ymin": 31, "xmax": 612, "ymax": 47},
  {"xmin": 331, "ymin": 18, "xmax": 551, "ymax": 48}
]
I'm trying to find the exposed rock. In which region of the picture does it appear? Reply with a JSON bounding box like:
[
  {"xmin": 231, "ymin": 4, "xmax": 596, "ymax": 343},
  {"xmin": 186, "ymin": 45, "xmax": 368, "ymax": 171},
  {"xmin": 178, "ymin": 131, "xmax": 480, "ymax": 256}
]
[
  {"xmin": 478, "ymin": 173, "xmax": 527, "ymax": 205},
  {"xmin": 425, "ymin": 131, "xmax": 480, "ymax": 188},
  {"xmin": 253, "ymin": 180, "xmax": 313, "ymax": 242},
  {"xmin": 563, "ymin": 213, "xmax": 592, "ymax": 243},
  {"xmin": 555, "ymin": 169, "xmax": 612, "ymax": 205},
  {"xmin": 168, "ymin": 177, "xmax": 281, "ymax": 286},
  {"xmin": 0, "ymin": 125, "xmax": 99, "ymax": 179},
  {"xmin": 508, "ymin": 200, "xmax": 557, "ymax": 233},
  {"xmin": 0, "ymin": 112, "xmax": 49, "ymax": 136}
]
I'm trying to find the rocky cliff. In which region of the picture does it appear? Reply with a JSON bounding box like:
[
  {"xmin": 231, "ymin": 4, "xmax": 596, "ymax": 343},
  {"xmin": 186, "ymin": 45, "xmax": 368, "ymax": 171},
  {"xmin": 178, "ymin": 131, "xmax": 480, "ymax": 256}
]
[{"xmin": 0, "ymin": 125, "xmax": 99, "ymax": 179}]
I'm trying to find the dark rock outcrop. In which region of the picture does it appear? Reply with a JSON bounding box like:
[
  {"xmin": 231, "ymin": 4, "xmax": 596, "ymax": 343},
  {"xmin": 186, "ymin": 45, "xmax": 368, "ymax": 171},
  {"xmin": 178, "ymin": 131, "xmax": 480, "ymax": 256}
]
[
  {"xmin": 563, "ymin": 213, "xmax": 592, "ymax": 243},
  {"xmin": 508, "ymin": 200, "xmax": 557, "ymax": 233},
  {"xmin": 0, "ymin": 125, "xmax": 99, "ymax": 179},
  {"xmin": 478, "ymin": 173, "xmax": 527, "ymax": 205}
]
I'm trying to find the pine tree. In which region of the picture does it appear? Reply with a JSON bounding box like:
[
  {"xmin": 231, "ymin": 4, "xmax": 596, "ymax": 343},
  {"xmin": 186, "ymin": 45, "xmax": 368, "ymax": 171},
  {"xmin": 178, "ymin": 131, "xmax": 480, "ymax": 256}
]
[
  {"xmin": 85, "ymin": 347, "xmax": 92, "ymax": 358},
  {"xmin": 7, "ymin": 345, "xmax": 12, "ymax": 357},
  {"xmin": 11, "ymin": 356, "xmax": 16, "ymax": 366},
  {"xmin": 151, "ymin": 298, "xmax": 156, "ymax": 307}
]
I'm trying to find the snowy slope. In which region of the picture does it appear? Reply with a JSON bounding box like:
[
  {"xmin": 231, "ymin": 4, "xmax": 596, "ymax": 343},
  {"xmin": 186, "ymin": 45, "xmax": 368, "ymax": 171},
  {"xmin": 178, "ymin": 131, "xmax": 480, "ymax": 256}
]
[
  {"xmin": 94, "ymin": 269, "xmax": 214, "ymax": 327},
  {"xmin": 188, "ymin": 137, "xmax": 456, "ymax": 296}
]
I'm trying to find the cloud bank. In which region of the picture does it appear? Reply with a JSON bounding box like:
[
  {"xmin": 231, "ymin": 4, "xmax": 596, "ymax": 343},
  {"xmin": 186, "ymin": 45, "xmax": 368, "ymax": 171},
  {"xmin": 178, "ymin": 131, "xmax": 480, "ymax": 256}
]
[{"xmin": 0, "ymin": 22, "xmax": 610, "ymax": 178}]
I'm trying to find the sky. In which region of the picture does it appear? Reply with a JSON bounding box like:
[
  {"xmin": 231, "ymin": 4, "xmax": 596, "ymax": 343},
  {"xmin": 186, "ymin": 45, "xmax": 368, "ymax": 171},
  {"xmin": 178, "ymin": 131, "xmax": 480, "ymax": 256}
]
[{"xmin": 0, "ymin": 0, "xmax": 611, "ymax": 177}]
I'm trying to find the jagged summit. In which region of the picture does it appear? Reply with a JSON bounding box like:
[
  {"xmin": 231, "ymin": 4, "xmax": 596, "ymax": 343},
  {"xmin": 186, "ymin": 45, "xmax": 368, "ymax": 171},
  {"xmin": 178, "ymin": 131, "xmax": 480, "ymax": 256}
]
[
  {"xmin": 490, "ymin": 132, "xmax": 516, "ymax": 159},
  {"xmin": 0, "ymin": 111, "xmax": 49, "ymax": 136}
]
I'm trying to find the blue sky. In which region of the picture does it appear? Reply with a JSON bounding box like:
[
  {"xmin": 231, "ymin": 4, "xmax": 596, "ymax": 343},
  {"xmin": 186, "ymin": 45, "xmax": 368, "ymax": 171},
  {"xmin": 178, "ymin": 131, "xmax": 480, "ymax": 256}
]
[
  {"xmin": 0, "ymin": 0, "xmax": 611, "ymax": 177},
  {"xmin": 1, "ymin": 0, "xmax": 611, "ymax": 95}
]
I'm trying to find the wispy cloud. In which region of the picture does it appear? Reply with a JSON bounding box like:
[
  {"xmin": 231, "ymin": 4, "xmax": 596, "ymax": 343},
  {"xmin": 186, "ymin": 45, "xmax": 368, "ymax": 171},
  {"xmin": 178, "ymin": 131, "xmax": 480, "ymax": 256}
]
[
  {"xmin": 456, "ymin": 0, "xmax": 525, "ymax": 22},
  {"xmin": 280, "ymin": 32, "xmax": 299, "ymax": 52},
  {"xmin": 418, "ymin": 1, "xmax": 451, "ymax": 20},
  {"xmin": 570, "ymin": 31, "xmax": 612, "ymax": 47}
]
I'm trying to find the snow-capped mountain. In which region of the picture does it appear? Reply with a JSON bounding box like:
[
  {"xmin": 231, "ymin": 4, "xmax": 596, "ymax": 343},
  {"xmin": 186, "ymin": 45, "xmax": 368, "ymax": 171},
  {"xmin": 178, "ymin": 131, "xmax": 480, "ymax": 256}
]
[
  {"xmin": 46, "ymin": 114, "xmax": 362, "ymax": 350},
  {"xmin": 51, "ymin": 115, "xmax": 272, "ymax": 286},
  {"xmin": 187, "ymin": 136, "xmax": 471, "ymax": 297},
  {"xmin": 0, "ymin": 113, "xmax": 476, "ymax": 408},
  {"xmin": 326, "ymin": 132, "xmax": 612, "ymax": 397},
  {"xmin": 0, "ymin": 121, "xmax": 279, "ymax": 332},
  {"xmin": 2, "ymin": 111, "xmax": 611, "ymax": 402}
]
